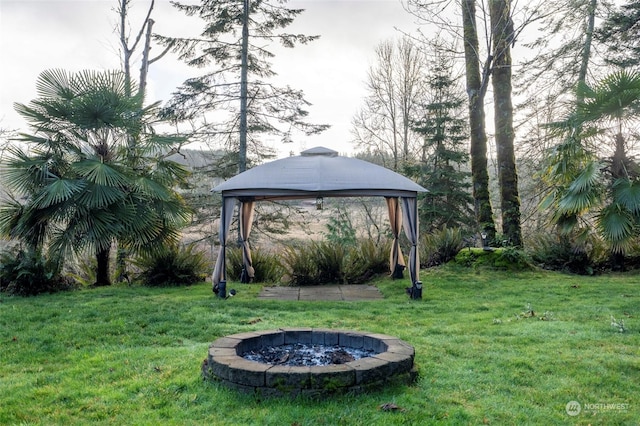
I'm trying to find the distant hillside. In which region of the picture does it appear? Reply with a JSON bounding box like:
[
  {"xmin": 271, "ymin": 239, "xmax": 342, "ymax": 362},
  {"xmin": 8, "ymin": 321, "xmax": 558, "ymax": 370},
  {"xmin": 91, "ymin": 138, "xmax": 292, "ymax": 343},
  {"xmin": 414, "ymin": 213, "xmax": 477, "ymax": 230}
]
[{"xmin": 166, "ymin": 148, "xmax": 223, "ymax": 169}]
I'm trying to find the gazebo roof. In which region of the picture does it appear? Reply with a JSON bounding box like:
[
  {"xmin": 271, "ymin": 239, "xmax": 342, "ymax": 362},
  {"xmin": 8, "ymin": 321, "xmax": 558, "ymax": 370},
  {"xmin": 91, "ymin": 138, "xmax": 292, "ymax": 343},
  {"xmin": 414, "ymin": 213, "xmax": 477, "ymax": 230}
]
[{"xmin": 212, "ymin": 146, "xmax": 427, "ymax": 199}]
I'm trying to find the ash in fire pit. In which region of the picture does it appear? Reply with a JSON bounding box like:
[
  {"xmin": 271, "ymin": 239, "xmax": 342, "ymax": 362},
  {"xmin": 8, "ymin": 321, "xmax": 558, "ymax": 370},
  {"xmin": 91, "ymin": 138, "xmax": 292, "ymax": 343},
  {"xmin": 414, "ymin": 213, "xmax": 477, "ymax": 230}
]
[{"xmin": 242, "ymin": 343, "xmax": 376, "ymax": 366}]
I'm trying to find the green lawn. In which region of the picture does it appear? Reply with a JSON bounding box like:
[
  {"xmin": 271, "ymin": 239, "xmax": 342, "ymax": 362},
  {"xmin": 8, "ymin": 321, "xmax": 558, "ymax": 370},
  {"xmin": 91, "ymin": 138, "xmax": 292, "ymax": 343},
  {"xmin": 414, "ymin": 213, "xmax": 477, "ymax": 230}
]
[{"xmin": 1, "ymin": 266, "xmax": 638, "ymax": 425}]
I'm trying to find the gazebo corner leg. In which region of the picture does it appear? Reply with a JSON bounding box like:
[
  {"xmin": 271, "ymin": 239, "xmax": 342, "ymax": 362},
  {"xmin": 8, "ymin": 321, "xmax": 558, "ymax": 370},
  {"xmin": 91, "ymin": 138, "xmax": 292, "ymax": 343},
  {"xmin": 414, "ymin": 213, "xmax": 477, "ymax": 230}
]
[
  {"xmin": 408, "ymin": 281, "xmax": 422, "ymax": 300},
  {"xmin": 217, "ymin": 280, "xmax": 227, "ymax": 299}
]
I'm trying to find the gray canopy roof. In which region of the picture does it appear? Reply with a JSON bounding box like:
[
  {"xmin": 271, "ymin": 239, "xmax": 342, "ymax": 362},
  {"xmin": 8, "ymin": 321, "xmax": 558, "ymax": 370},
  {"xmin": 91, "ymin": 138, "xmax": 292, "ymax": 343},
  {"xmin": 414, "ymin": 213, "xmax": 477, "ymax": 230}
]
[{"xmin": 212, "ymin": 146, "xmax": 427, "ymax": 199}]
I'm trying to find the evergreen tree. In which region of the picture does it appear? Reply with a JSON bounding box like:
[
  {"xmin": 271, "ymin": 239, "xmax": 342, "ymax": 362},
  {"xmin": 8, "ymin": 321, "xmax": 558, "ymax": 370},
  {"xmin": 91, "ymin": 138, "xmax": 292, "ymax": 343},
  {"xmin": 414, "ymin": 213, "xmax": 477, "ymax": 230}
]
[
  {"xmin": 157, "ymin": 0, "xmax": 328, "ymax": 173},
  {"xmin": 411, "ymin": 48, "xmax": 474, "ymax": 232},
  {"xmin": 597, "ymin": 0, "xmax": 640, "ymax": 68}
]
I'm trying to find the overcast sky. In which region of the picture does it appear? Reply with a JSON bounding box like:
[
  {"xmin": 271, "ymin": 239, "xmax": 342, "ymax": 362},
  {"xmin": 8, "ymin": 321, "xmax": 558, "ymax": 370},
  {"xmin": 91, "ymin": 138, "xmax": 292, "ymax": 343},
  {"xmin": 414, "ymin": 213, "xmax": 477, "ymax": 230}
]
[{"xmin": 0, "ymin": 0, "xmax": 421, "ymax": 157}]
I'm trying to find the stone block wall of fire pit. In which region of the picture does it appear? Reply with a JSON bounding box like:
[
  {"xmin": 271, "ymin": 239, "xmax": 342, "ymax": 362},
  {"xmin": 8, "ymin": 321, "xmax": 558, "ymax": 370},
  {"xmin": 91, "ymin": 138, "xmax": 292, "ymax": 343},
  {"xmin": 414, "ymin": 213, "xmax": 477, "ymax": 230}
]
[{"xmin": 202, "ymin": 328, "xmax": 417, "ymax": 397}]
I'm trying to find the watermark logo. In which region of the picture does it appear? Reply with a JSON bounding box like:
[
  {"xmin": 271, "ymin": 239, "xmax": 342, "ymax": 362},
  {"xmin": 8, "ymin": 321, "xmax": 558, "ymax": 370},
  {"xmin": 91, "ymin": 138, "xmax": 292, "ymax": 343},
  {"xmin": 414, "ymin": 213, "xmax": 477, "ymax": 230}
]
[
  {"xmin": 566, "ymin": 400, "xmax": 630, "ymax": 416},
  {"xmin": 566, "ymin": 400, "xmax": 581, "ymax": 416}
]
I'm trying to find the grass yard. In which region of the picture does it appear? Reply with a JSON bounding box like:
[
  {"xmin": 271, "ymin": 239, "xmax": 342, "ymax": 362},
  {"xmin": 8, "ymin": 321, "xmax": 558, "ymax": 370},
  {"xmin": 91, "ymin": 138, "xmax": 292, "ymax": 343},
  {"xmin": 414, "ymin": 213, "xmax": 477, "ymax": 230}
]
[{"xmin": 1, "ymin": 265, "xmax": 638, "ymax": 425}]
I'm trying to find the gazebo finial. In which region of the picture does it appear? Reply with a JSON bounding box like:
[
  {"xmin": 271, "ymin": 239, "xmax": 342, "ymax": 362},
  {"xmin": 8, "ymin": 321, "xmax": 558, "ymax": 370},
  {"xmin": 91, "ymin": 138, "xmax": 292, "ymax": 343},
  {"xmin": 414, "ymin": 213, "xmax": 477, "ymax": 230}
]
[{"xmin": 300, "ymin": 146, "xmax": 338, "ymax": 157}]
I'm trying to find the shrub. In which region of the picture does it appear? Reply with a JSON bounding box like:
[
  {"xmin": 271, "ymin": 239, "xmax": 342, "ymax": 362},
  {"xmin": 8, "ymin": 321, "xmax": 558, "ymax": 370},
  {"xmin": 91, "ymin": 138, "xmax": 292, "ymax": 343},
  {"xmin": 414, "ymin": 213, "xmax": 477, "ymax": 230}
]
[
  {"xmin": 282, "ymin": 239, "xmax": 391, "ymax": 286},
  {"xmin": 621, "ymin": 240, "xmax": 640, "ymax": 271},
  {"xmin": 315, "ymin": 241, "xmax": 347, "ymax": 284},
  {"xmin": 0, "ymin": 247, "xmax": 75, "ymax": 296},
  {"xmin": 282, "ymin": 242, "xmax": 321, "ymax": 286},
  {"xmin": 526, "ymin": 233, "xmax": 601, "ymax": 275},
  {"xmin": 420, "ymin": 227, "xmax": 465, "ymax": 268},
  {"xmin": 344, "ymin": 239, "xmax": 390, "ymax": 283},
  {"xmin": 133, "ymin": 244, "xmax": 209, "ymax": 287},
  {"xmin": 227, "ymin": 247, "xmax": 284, "ymax": 283},
  {"xmin": 495, "ymin": 246, "xmax": 533, "ymax": 270}
]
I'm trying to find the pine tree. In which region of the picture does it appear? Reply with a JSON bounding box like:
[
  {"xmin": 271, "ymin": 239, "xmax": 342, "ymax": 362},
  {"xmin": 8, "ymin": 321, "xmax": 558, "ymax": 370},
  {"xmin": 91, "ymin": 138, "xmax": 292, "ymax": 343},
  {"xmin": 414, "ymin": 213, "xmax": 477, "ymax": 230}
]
[
  {"xmin": 411, "ymin": 48, "xmax": 474, "ymax": 232},
  {"xmin": 157, "ymin": 0, "xmax": 328, "ymax": 172},
  {"xmin": 597, "ymin": 0, "xmax": 640, "ymax": 68}
]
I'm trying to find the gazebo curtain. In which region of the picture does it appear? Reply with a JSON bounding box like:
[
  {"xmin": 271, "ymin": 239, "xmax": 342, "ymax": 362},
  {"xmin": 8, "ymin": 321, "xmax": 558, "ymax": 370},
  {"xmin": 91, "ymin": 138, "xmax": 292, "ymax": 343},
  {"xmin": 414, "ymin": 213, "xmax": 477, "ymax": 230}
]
[
  {"xmin": 401, "ymin": 196, "xmax": 420, "ymax": 285},
  {"xmin": 386, "ymin": 197, "xmax": 406, "ymax": 278},
  {"xmin": 239, "ymin": 200, "xmax": 255, "ymax": 283},
  {"xmin": 212, "ymin": 197, "xmax": 236, "ymax": 288}
]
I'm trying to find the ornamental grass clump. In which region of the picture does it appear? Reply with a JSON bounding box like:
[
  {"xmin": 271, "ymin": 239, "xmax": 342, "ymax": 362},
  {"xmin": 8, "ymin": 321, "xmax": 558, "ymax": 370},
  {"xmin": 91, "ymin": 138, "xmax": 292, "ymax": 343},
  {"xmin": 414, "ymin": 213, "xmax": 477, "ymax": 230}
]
[
  {"xmin": 420, "ymin": 227, "xmax": 465, "ymax": 267},
  {"xmin": 133, "ymin": 243, "xmax": 209, "ymax": 287},
  {"xmin": 344, "ymin": 239, "xmax": 389, "ymax": 284},
  {"xmin": 227, "ymin": 247, "xmax": 284, "ymax": 283},
  {"xmin": 282, "ymin": 239, "xmax": 391, "ymax": 286}
]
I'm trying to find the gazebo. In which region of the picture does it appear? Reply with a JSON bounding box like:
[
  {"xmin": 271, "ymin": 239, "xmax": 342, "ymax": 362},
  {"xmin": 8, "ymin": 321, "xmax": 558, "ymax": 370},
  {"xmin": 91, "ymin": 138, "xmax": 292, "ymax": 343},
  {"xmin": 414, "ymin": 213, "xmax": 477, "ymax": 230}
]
[{"xmin": 211, "ymin": 146, "xmax": 428, "ymax": 298}]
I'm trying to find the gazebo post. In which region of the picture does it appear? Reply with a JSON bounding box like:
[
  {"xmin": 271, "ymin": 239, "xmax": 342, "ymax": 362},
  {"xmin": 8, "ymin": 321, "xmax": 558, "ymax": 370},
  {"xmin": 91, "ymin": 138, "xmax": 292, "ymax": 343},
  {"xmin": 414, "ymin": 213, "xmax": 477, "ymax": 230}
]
[
  {"xmin": 401, "ymin": 196, "xmax": 422, "ymax": 300},
  {"xmin": 217, "ymin": 198, "xmax": 227, "ymax": 298},
  {"xmin": 213, "ymin": 196, "xmax": 236, "ymax": 298},
  {"xmin": 411, "ymin": 195, "xmax": 421, "ymax": 299}
]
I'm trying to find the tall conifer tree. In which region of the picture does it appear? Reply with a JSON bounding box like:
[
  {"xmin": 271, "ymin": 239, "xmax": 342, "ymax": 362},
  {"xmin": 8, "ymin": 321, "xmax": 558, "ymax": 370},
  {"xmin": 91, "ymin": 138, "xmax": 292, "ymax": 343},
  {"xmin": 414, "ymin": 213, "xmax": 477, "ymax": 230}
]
[
  {"xmin": 412, "ymin": 47, "xmax": 474, "ymax": 231},
  {"xmin": 157, "ymin": 0, "xmax": 328, "ymax": 173}
]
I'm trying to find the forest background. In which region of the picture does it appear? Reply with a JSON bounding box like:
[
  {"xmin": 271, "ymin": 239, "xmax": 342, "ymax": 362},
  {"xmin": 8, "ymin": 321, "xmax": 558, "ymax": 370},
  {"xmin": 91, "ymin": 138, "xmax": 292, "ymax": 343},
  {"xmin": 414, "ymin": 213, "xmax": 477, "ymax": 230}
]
[{"xmin": 1, "ymin": 0, "xmax": 640, "ymax": 292}]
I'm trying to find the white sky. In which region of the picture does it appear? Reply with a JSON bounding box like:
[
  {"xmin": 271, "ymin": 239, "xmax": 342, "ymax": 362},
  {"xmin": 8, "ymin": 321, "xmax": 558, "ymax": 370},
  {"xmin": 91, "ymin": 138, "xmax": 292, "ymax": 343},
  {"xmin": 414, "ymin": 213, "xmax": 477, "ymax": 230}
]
[{"xmin": 0, "ymin": 0, "xmax": 421, "ymax": 157}]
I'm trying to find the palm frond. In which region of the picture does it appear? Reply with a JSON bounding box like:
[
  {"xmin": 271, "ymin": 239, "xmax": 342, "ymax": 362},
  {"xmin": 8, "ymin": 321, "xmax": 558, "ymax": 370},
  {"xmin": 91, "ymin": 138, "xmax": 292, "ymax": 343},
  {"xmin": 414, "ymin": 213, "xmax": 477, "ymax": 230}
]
[
  {"xmin": 152, "ymin": 159, "xmax": 191, "ymax": 185},
  {"xmin": 0, "ymin": 198, "xmax": 25, "ymax": 239},
  {"xmin": 558, "ymin": 191, "xmax": 601, "ymax": 215},
  {"xmin": 133, "ymin": 176, "xmax": 171, "ymax": 200},
  {"xmin": 72, "ymin": 159, "xmax": 130, "ymax": 187},
  {"xmin": 556, "ymin": 160, "xmax": 603, "ymax": 215},
  {"xmin": 84, "ymin": 209, "xmax": 119, "ymax": 252},
  {"xmin": 598, "ymin": 204, "xmax": 635, "ymax": 253},
  {"xmin": 612, "ymin": 178, "xmax": 640, "ymax": 215},
  {"xmin": 71, "ymin": 69, "xmax": 134, "ymax": 97},
  {"xmin": 566, "ymin": 160, "xmax": 601, "ymax": 193},
  {"xmin": 35, "ymin": 69, "xmax": 73, "ymax": 99},
  {"xmin": 579, "ymin": 69, "xmax": 640, "ymax": 122},
  {"xmin": 2, "ymin": 148, "xmax": 54, "ymax": 194},
  {"xmin": 76, "ymin": 183, "xmax": 126, "ymax": 209},
  {"xmin": 33, "ymin": 178, "xmax": 86, "ymax": 209}
]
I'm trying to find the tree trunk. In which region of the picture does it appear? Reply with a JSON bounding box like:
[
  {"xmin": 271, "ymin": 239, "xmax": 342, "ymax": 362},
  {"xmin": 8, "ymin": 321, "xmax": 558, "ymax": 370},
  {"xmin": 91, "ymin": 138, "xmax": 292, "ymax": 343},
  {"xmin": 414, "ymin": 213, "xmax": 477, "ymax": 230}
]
[
  {"xmin": 119, "ymin": 0, "xmax": 133, "ymax": 97},
  {"xmin": 462, "ymin": 0, "xmax": 496, "ymax": 241},
  {"xmin": 239, "ymin": 0, "xmax": 250, "ymax": 174},
  {"xmin": 490, "ymin": 0, "xmax": 522, "ymax": 247},
  {"xmin": 612, "ymin": 132, "xmax": 627, "ymax": 180},
  {"xmin": 577, "ymin": 0, "xmax": 597, "ymax": 105},
  {"xmin": 95, "ymin": 247, "xmax": 112, "ymax": 286},
  {"xmin": 609, "ymin": 120, "xmax": 627, "ymax": 272},
  {"xmin": 138, "ymin": 18, "xmax": 155, "ymax": 99}
]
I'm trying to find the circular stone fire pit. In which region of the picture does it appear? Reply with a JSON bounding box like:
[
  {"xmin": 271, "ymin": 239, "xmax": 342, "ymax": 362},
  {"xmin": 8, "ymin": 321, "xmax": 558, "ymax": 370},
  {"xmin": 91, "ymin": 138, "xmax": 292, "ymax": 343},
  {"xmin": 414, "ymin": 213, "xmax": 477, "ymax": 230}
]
[{"xmin": 202, "ymin": 328, "xmax": 417, "ymax": 397}]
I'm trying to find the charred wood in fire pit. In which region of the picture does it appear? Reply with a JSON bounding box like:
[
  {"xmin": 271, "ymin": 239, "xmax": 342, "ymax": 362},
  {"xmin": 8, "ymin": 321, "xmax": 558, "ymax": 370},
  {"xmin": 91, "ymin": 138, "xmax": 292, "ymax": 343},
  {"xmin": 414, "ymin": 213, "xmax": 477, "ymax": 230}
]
[{"xmin": 242, "ymin": 343, "xmax": 374, "ymax": 367}]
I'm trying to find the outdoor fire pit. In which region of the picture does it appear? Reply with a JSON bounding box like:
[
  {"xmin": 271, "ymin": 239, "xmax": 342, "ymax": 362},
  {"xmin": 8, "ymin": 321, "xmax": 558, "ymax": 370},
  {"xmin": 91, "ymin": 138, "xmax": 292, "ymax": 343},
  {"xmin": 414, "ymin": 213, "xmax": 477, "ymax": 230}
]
[{"xmin": 202, "ymin": 328, "xmax": 417, "ymax": 397}]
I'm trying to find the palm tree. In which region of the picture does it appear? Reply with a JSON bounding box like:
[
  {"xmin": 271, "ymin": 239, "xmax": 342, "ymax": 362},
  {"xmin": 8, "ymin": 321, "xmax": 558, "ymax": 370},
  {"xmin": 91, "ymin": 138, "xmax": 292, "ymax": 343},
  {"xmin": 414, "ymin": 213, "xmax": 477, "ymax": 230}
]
[
  {"xmin": 541, "ymin": 70, "xmax": 640, "ymax": 266},
  {"xmin": 0, "ymin": 69, "xmax": 191, "ymax": 285}
]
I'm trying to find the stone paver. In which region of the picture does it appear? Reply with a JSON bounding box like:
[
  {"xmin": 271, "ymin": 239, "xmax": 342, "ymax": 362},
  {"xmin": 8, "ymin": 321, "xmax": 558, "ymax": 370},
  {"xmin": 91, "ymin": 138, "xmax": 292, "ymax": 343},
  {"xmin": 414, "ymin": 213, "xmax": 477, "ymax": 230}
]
[{"xmin": 257, "ymin": 284, "xmax": 383, "ymax": 301}]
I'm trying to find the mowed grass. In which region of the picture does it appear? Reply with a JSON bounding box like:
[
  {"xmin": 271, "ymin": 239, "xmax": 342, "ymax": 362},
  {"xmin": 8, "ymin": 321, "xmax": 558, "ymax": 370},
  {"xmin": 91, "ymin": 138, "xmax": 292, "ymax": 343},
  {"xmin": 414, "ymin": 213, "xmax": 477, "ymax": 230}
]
[{"xmin": 1, "ymin": 266, "xmax": 638, "ymax": 425}]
